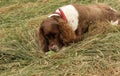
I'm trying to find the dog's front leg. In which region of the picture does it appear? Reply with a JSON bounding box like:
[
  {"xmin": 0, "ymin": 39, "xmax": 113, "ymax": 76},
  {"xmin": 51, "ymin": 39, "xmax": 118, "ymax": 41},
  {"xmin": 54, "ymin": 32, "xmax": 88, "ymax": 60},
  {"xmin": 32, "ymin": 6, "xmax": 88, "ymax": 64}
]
[{"xmin": 74, "ymin": 26, "xmax": 84, "ymax": 43}]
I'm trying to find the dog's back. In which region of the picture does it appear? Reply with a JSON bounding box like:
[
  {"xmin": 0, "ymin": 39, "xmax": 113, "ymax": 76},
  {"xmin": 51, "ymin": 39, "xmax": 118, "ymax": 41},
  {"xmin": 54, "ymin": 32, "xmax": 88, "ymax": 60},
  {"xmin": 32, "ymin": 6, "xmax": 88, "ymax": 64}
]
[{"xmin": 73, "ymin": 4, "xmax": 120, "ymax": 23}]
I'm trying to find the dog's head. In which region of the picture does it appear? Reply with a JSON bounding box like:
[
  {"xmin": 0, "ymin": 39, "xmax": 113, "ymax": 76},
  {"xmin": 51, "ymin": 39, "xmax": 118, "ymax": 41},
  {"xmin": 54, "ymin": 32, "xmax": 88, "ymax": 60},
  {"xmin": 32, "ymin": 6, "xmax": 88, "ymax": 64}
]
[{"xmin": 37, "ymin": 16, "xmax": 76, "ymax": 52}]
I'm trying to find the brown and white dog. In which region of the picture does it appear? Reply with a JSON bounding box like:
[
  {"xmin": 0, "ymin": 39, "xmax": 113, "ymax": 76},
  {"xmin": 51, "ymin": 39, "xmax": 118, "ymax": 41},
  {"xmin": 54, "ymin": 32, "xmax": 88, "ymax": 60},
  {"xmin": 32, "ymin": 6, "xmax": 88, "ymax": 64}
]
[{"xmin": 37, "ymin": 4, "xmax": 120, "ymax": 52}]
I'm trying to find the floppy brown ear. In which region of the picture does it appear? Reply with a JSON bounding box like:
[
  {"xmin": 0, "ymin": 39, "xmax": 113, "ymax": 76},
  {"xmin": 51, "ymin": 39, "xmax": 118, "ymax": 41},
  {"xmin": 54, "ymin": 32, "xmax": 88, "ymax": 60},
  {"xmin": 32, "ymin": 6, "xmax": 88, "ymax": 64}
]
[
  {"xmin": 57, "ymin": 18, "xmax": 76, "ymax": 44},
  {"xmin": 36, "ymin": 26, "xmax": 49, "ymax": 52}
]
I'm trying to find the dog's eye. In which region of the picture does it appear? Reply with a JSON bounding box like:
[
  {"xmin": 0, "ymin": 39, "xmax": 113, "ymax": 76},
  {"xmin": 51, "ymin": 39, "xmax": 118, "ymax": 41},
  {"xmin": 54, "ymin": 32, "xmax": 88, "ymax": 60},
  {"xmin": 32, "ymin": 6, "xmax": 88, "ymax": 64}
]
[
  {"xmin": 54, "ymin": 34, "xmax": 58, "ymax": 38},
  {"xmin": 45, "ymin": 34, "xmax": 50, "ymax": 39},
  {"xmin": 45, "ymin": 34, "xmax": 54, "ymax": 39},
  {"xmin": 51, "ymin": 34, "xmax": 56, "ymax": 38},
  {"xmin": 45, "ymin": 33, "xmax": 58, "ymax": 39},
  {"xmin": 52, "ymin": 33, "xmax": 59, "ymax": 38}
]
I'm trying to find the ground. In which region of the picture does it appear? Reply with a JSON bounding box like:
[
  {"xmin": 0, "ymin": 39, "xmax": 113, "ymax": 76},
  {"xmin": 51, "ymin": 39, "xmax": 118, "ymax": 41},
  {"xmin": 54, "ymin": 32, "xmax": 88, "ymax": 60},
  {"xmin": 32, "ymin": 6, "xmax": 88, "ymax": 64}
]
[{"xmin": 0, "ymin": 0, "xmax": 120, "ymax": 76}]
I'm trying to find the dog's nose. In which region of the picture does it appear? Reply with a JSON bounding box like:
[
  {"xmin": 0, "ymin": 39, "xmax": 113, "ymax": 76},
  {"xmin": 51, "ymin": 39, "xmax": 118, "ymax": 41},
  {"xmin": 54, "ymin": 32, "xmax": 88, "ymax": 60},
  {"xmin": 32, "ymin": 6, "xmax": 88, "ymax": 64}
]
[{"xmin": 49, "ymin": 45, "xmax": 59, "ymax": 51}]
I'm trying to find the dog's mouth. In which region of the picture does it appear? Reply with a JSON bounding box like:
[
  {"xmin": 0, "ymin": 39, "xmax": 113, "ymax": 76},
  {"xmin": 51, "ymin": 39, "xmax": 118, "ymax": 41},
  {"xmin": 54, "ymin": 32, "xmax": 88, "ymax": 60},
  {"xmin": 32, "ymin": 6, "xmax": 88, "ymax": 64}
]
[{"xmin": 49, "ymin": 45, "xmax": 60, "ymax": 52}]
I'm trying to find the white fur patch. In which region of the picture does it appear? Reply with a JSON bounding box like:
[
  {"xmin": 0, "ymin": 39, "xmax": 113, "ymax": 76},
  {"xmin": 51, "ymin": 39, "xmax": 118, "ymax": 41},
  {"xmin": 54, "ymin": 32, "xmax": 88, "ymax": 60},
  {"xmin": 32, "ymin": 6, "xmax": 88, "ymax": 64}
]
[
  {"xmin": 57, "ymin": 5, "xmax": 79, "ymax": 31},
  {"xmin": 48, "ymin": 14, "xmax": 60, "ymax": 17},
  {"xmin": 48, "ymin": 5, "xmax": 79, "ymax": 31},
  {"xmin": 111, "ymin": 20, "xmax": 119, "ymax": 25}
]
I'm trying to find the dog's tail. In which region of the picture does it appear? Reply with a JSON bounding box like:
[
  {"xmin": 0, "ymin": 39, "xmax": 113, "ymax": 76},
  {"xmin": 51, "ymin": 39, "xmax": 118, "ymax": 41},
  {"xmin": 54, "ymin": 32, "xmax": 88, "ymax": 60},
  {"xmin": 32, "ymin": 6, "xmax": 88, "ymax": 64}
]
[
  {"xmin": 110, "ymin": 19, "xmax": 120, "ymax": 25},
  {"xmin": 110, "ymin": 11, "xmax": 120, "ymax": 26}
]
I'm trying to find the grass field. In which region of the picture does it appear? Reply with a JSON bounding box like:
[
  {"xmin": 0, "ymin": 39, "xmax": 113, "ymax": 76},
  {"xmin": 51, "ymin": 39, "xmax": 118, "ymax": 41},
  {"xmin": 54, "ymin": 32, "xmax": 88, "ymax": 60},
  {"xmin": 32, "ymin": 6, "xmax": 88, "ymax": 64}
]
[{"xmin": 0, "ymin": 0, "xmax": 120, "ymax": 76}]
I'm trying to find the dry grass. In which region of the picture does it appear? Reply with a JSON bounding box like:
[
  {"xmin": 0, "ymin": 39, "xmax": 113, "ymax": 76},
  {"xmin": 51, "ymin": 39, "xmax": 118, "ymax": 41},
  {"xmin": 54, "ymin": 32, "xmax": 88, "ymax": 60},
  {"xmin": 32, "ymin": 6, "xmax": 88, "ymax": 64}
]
[{"xmin": 0, "ymin": 0, "xmax": 120, "ymax": 76}]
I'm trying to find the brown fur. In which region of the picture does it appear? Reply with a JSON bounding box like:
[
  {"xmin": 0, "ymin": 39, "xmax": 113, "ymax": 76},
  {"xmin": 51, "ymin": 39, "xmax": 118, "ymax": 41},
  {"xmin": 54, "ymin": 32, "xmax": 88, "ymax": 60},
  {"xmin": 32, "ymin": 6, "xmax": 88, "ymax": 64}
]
[
  {"xmin": 37, "ymin": 16, "xmax": 76, "ymax": 52},
  {"xmin": 73, "ymin": 4, "xmax": 120, "ymax": 42},
  {"xmin": 37, "ymin": 4, "xmax": 120, "ymax": 52}
]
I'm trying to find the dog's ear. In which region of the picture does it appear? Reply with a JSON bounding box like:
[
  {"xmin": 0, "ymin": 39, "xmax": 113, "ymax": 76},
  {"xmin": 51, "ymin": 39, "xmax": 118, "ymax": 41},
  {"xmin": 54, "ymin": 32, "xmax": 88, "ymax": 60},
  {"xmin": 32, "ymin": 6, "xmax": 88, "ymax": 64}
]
[
  {"xmin": 57, "ymin": 18, "xmax": 76, "ymax": 44},
  {"xmin": 36, "ymin": 24, "xmax": 49, "ymax": 52}
]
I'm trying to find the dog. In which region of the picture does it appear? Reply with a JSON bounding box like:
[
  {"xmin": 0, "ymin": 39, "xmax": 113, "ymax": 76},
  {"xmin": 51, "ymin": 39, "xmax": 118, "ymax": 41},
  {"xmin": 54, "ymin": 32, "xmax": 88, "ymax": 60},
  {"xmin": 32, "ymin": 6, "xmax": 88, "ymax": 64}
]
[{"xmin": 37, "ymin": 4, "xmax": 120, "ymax": 52}]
